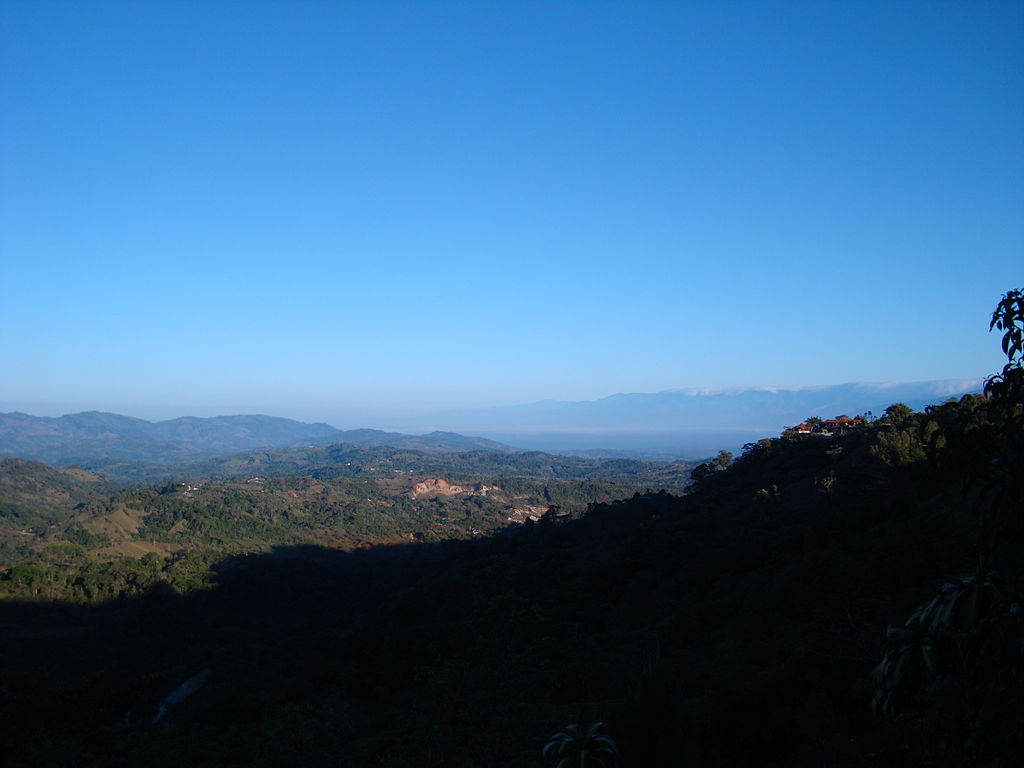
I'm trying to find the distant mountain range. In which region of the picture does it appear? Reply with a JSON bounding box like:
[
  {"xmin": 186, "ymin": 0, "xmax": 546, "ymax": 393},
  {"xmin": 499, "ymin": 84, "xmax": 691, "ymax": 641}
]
[
  {"xmin": 0, "ymin": 411, "xmax": 511, "ymax": 468},
  {"xmin": 0, "ymin": 379, "xmax": 983, "ymax": 468},
  {"xmin": 418, "ymin": 378, "xmax": 984, "ymax": 456},
  {"xmin": 434, "ymin": 379, "xmax": 984, "ymax": 433}
]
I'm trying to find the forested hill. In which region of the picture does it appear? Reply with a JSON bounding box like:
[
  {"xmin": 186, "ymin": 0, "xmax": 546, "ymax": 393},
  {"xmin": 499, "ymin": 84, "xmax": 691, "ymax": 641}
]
[
  {"xmin": 1, "ymin": 388, "xmax": 1020, "ymax": 766},
  {"xmin": 0, "ymin": 458, "xmax": 114, "ymax": 534},
  {"xmin": 0, "ymin": 444, "xmax": 689, "ymax": 586},
  {"xmin": 320, "ymin": 428, "xmax": 512, "ymax": 453},
  {"xmin": 0, "ymin": 411, "xmax": 513, "ymax": 466},
  {"xmin": 75, "ymin": 441, "xmax": 691, "ymax": 487}
]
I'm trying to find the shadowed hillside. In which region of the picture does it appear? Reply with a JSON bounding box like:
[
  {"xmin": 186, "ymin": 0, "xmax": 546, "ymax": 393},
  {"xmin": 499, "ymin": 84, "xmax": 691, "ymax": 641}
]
[{"xmin": 2, "ymin": 397, "xmax": 1019, "ymax": 766}]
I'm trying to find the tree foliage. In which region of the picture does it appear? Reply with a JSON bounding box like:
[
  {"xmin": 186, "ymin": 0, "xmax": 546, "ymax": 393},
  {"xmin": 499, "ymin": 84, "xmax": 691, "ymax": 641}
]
[
  {"xmin": 870, "ymin": 288, "xmax": 1024, "ymax": 764},
  {"xmin": 543, "ymin": 723, "xmax": 619, "ymax": 768},
  {"xmin": 986, "ymin": 288, "xmax": 1024, "ymax": 407}
]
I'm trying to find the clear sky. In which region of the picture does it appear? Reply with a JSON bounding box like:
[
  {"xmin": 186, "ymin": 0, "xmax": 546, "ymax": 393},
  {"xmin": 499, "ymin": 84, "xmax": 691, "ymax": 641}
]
[{"xmin": 2, "ymin": 1, "xmax": 1022, "ymax": 427}]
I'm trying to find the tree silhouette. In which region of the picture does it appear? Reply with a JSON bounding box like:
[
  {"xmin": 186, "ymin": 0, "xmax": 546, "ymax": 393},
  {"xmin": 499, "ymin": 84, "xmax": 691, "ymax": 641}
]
[{"xmin": 870, "ymin": 288, "xmax": 1024, "ymax": 764}]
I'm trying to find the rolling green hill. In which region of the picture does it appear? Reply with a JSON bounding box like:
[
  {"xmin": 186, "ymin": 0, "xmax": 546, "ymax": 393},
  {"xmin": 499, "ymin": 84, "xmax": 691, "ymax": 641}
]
[
  {"xmin": 0, "ymin": 458, "xmax": 116, "ymax": 559},
  {"xmin": 0, "ymin": 443, "xmax": 683, "ymax": 601},
  {"xmin": 160, "ymin": 442, "xmax": 692, "ymax": 485}
]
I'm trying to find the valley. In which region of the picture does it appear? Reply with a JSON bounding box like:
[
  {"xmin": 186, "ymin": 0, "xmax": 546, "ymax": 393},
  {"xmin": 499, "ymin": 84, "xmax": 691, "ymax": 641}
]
[
  {"xmin": 0, "ymin": 442, "xmax": 690, "ymax": 603},
  {"xmin": 2, "ymin": 384, "xmax": 1020, "ymax": 766}
]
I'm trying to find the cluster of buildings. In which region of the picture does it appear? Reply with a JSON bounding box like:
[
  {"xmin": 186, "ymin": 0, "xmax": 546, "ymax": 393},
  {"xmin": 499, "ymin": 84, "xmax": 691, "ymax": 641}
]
[{"xmin": 789, "ymin": 417, "xmax": 865, "ymax": 436}]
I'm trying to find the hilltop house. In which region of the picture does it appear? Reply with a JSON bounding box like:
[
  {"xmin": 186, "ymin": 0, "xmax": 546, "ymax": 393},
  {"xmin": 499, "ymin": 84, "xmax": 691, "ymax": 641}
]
[
  {"xmin": 788, "ymin": 417, "xmax": 864, "ymax": 437},
  {"xmin": 823, "ymin": 417, "xmax": 862, "ymax": 433}
]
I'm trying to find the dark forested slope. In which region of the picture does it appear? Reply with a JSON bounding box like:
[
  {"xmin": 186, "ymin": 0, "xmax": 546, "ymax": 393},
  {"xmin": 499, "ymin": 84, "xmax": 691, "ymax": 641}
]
[{"xmin": 2, "ymin": 402, "xmax": 1016, "ymax": 767}]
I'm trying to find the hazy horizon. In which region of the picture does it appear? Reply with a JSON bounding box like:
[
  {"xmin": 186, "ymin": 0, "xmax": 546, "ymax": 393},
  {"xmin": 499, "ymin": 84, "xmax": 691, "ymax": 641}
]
[
  {"xmin": 0, "ymin": 375, "xmax": 984, "ymax": 426},
  {"xmin": 1, "ymin": 375, "xmax": 985, "ymax": 464}
]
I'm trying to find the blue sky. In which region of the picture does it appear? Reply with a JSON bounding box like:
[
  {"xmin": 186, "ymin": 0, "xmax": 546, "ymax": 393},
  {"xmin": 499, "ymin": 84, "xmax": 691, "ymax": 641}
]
[{"xmin": 2, "ymin": 1, "xmax": 1021, "ymax": 426}]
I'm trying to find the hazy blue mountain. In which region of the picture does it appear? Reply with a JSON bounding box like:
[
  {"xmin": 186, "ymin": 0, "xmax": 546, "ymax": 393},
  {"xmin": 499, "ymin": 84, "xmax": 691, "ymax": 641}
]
[
  {"xmin": 436, "ymin": 379, "xmax": 982, "ymax": 432},
  {"xmin": 0, "ymin": 412, "xmax": 342, "ymax": 465},
  {"xmin": 145, "ymin": 414, "xmax": 338, "ymax": 451},
  {"xmin": 0, "ymin": 379, "xmax": 982, "ymax": 467},
  {"xmin": 324, "ymin": 429, "xmax": 512, "ymax": 453},
  {"xmin": 427, "ymin": 379, "xmax": 983, "ymax": 457},
  {"xmin": 0, "ymin": 412, "xmax": 514, "ymax": 468}
]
